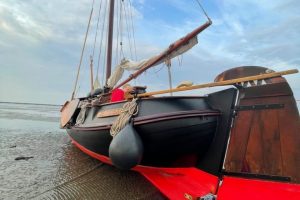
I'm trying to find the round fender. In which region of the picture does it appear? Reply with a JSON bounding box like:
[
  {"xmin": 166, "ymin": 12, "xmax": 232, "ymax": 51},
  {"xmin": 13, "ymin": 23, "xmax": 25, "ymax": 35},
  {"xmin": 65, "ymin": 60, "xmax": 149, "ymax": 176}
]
[{"xmin": 109, "ymin": 124, "xmax": 143, "ymax": 170}]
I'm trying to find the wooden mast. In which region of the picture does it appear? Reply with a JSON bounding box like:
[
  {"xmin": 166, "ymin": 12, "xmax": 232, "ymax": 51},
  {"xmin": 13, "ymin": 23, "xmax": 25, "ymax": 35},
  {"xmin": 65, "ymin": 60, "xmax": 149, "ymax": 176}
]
[{"xmin": 105, "ymin": 0, "xmax": 115, "ymax": 86}]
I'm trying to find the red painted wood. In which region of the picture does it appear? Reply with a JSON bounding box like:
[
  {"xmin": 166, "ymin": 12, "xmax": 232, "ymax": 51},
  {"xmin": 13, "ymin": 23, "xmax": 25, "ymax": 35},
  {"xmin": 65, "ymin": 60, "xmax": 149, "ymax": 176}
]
[
  {"xmin": 71, "ymin": 138, "xmax": 112, "ymax": 165},
  {"xmin": 136, "ymin": 167, "xmax": 219, "ymax": 200},
  {"xmin": 110, "ymin": 88, "xmax": 125, "ymax": 102},
  {"xmin": 70, "ymin": 137, "xmax": 219, "ymax": 200},
  {"xmin": 71, "ymin": 136, "xmax": 300, "ymax": 199},
  {"xmin": 218, "ymin": 176, "xmax": 300, "ymax": 200}
]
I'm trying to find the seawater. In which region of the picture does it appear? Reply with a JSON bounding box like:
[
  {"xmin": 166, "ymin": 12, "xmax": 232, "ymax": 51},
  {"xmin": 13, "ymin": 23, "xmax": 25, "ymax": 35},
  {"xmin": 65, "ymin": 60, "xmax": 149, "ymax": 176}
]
[{"xmin": 0, "ymin": 102, "xmax": 163, "ymax": 200}]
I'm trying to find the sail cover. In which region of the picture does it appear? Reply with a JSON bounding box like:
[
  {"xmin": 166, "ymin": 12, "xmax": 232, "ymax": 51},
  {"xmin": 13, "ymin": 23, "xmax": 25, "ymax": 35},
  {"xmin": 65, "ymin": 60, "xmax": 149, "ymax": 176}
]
[{"xmin": 107, "ymin": 36, "xmax": 198, "ymax": 88}]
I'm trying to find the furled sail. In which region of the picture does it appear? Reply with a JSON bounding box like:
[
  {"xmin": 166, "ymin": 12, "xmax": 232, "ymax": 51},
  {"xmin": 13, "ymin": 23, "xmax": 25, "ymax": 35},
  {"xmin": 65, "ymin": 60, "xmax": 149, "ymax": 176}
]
[
  {"xmin": 107, "ymin": 36, "xmax": 198, "ymax": 88},
  {"xmin": 113, "ymin": 19, "xmax": 212, "ymax": 89},
  {"xmin": 93, "ymin": 77, "xmax": 101, "ymax": 89},
  {"xmin": 107, "ymin": 59, "xmax": 148, "ymax": 88}
]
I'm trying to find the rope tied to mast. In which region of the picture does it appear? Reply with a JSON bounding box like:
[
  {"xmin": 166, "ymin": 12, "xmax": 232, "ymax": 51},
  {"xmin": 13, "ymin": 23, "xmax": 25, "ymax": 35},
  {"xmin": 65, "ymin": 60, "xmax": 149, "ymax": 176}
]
[{"xmin": 110, "ymin": 98, "xmax": 139, "ymax": 137}]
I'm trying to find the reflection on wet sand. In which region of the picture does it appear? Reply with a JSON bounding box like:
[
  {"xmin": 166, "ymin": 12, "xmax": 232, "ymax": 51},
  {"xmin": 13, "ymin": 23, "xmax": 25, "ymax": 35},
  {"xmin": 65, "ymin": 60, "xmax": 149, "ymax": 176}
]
[{"xmin": 0, "ymin": 103, "xmax": 164, "ymax": 200}]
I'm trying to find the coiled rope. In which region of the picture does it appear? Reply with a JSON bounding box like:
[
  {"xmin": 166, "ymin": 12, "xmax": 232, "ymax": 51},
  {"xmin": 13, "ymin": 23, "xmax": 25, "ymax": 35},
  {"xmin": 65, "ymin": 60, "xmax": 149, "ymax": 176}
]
[{"xmin": 110, "ymin": 98, "xmax": 139, "ymax": 137}]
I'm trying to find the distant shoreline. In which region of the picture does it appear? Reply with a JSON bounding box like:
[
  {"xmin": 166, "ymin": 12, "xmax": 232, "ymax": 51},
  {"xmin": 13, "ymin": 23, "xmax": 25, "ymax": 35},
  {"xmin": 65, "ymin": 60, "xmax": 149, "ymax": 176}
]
[{"xmin": 0, "ymin": 101, "xmax": 62, "ymax": 107}]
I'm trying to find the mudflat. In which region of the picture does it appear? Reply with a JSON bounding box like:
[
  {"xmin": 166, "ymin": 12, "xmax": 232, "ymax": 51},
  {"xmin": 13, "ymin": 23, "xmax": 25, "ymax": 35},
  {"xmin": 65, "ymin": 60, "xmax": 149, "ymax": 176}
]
[{"xmin": 0, "ymin": 102, "xmax": 164, "ymax": 199}]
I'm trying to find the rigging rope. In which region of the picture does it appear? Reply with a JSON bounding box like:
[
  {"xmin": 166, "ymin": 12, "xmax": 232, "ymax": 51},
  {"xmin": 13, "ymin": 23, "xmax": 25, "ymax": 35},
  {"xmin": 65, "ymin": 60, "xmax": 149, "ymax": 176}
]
[
  {"xmin": 92, "ymin": 0, "xmax": 103, "ymax": 59},
  {"xmin": 115, "ymin": 0, "xmax": 120, "ymax": 65},
  {"xmin": 119, "ymin": 0, "xmax": 125, "ymax": 60},
  {"xmin": 102, "ymin": 1, "xmax": 110, "ymax": 87},
  {"xmin": 71, "ymin": 0, "xmax": 95, "ymax": 99},
  {"xmin": 31, "ymin": 162, "xmax": 104, "ymax": 198},
  {"xmin": 166, "ymin": 61, "xmax": 173, "ymax": 96},
  {"xmin": 96, "ymin": 0, "xmax": 107, "ymax": 77},
  {"xmin": 177, "ymin": 54, "xmax": 183, "ymax": 66},
  {"xmin": 123, "ymin": 0, "xmax": 134, "ymax": 59},
  {"xmin": 128, "ymin": 0, "xmax": 137, "ymax": 61},
  {"xmin": 110, "ymin": 98, "xmax": 139, "ymax": 137},
  {"xmin": 95, "ymin": 0, "xmax": 108, "ymax": 87},
  {"xmin": 89, "ymin": 0, "xmax": 104, "ymax": 90},
  {"xmin": 195, "ymin": 0, "xmax": 211, "ymax": 21},
  {"xmin": 115, "ymin": 0, "xmax": 137, "ymax": 63}
]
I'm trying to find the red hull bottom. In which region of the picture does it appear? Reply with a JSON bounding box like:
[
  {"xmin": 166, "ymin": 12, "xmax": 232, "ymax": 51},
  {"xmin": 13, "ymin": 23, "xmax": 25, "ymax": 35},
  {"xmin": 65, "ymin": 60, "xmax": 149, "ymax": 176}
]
[
  {"xmin": 71, "ymin": 138, "xmax": 218, "ymax": 199},
  {"xmin": 71, "ymin": 138, "xmax": 300, "ymax": 200}
]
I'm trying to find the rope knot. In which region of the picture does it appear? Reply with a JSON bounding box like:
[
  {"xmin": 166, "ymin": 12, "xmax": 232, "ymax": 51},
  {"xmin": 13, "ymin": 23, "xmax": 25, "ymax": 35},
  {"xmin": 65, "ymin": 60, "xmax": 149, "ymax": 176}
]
[{"xmin": 110, "ymin": 98, "xmax": 139, "ymax": 137}]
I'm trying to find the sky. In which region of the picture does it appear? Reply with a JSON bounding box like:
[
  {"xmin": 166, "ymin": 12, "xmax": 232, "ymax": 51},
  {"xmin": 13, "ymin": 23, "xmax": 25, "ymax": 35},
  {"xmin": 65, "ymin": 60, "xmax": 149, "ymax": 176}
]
[{"xmin": 0, "ymin": 0, "xmax": 299, "ymax": 105}]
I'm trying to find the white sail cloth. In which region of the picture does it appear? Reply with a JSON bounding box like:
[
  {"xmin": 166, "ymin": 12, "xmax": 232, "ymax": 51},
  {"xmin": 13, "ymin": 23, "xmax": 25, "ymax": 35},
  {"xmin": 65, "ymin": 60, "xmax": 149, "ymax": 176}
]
[
  {"xmin": 107, "ymin": 59, "xmax": 149, "ymax": 88},
  {"xmin": 93, "ymin": 77, "xmax": 101, "ymax": 89},
  {"xmin": 107, "ymin": 36, "xmax": 198, "ymax": 88}
]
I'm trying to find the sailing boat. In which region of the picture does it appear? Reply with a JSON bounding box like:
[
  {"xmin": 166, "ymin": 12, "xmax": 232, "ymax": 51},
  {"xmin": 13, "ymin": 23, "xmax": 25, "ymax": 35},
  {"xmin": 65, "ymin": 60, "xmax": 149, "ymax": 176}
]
[
  {"xmin": 60, "ymin": 1, "xmax": 300, "ymax": 199},
  {"xmin": 61, "ymin": 0, "xmax": 219, "ymax": 170}
]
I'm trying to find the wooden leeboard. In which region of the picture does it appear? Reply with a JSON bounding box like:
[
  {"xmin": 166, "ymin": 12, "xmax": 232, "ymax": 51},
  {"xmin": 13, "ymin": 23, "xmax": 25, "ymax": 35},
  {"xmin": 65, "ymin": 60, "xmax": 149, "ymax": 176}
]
[
  {"xmin": 224, "ymin": 82, "xmax": 300, "ymax": 183},
  {"xmin": 60, "ymin": 99, "xmax": 79, "ymax": 127},
  {"xmin": 223, "ymin": 110, "xmax": 254, "ymax": 172}
]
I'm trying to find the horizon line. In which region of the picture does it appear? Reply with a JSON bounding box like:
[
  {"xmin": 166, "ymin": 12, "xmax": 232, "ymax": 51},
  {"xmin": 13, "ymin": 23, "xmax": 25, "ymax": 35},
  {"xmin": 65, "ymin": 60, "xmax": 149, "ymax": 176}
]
[{"xmin": 0, "ymin": 101, "xmax": 62, "ymax": 107}]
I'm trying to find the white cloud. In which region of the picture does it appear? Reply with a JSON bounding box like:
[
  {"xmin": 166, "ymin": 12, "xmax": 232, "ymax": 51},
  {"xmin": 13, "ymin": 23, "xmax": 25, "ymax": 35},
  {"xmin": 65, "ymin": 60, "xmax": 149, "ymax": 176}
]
[{"xmin": 0, "ymin": 0, "xmax": 299, "ymax": 104}]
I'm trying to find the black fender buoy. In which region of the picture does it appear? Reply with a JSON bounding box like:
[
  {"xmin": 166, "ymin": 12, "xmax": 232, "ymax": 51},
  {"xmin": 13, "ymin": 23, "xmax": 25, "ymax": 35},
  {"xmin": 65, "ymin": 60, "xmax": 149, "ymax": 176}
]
[{"xmin": 109, "ymin": 124, "xmax": 143, "ymax": 170}]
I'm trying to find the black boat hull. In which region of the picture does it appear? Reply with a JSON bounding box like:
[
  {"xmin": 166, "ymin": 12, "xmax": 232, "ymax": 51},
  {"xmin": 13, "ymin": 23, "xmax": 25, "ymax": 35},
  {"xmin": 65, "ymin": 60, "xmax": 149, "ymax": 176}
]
[{"xmin": 66, "ymin": 96, "xmax": 220, "ymax": 167}]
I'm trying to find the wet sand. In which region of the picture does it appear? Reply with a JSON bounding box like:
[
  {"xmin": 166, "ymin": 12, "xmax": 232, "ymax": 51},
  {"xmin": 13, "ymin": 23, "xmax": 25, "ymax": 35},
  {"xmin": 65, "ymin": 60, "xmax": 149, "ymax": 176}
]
[{"xmin": 0, "ymin": 103, "xmax": 164, "ymax": 200}]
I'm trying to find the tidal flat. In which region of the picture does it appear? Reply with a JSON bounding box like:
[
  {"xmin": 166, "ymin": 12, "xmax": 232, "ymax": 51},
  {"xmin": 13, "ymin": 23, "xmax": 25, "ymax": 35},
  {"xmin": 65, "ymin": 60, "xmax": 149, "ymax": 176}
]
[{"xmin": 0, "ymin": 102, "xmax": 164, "ymax": 200}]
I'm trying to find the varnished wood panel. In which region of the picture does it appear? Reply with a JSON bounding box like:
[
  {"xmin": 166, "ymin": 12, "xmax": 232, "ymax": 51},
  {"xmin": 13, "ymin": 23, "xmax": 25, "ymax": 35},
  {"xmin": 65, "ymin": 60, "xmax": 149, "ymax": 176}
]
[
  {"xmin": 260, "ymin": 109, "xmax": 283, "ymax": 175},
  {"xmin": 278, "ymin": 97, "xmax": 300, "ymax": 183},
  {"xmin": 224, "ymin": 110, "xmax": 254, "ymax": 171},
  {"xmin": 244, "ymin": 110, "xmax": 265, "ymax": 174},
  {"xmin": 244, "ymin": 109, "xmax": 283, "ymax": 175},
  {"xmin": 224, "ymin": 83, "xmax": 300, "ymax": 183}
]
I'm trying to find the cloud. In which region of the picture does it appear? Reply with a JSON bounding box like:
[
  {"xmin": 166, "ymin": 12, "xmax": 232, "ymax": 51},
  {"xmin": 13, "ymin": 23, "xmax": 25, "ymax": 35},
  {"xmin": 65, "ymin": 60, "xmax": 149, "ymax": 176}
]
[
  {"xmin": 0, "ymin": 0, "xmax": 299, "ymax": 104},
  {"xmin": 142, "ymin": 0, "xmax": 300, "ymax": 99}
]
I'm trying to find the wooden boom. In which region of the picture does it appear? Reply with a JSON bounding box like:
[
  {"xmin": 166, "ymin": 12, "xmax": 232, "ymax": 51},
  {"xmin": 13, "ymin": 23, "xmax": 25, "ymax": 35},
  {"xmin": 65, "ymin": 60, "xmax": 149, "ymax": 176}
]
[
  {"xmin": 114, "ymin": 19, "xmax": 212, "ymax": 90},
  {"xmin": 133, "ymin": 69, "xmax": 298, "ymax": 98}
]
